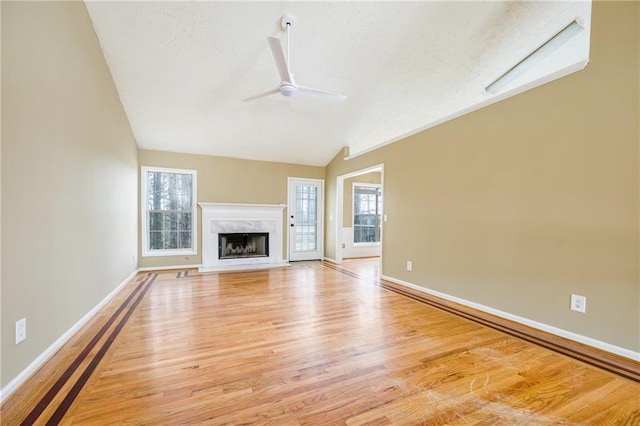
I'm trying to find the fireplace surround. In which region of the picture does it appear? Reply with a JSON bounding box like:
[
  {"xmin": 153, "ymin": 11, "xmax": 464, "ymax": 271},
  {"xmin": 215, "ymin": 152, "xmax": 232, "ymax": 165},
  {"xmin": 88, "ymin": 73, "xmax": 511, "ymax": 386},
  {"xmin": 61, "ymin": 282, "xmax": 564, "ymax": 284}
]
[{"xmin": 199, "ymin": 203, "xmax": 287, "ymax": 271}]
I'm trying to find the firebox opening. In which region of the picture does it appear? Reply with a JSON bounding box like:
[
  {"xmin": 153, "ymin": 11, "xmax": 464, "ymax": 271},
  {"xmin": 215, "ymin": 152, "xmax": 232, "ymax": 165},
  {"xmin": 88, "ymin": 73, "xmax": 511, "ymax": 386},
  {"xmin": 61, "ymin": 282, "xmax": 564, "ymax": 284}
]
[{"xmin": 218, "ymin": 232, "xmax": 269, "ymax": 259}]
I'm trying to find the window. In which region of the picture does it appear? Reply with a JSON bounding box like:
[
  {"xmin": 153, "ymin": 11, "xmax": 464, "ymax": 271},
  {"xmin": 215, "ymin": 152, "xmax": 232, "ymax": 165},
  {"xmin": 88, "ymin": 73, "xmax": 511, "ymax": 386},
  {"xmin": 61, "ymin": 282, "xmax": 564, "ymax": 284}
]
[
  {"xmin": 353, "ymin": 184, "xmax": 382, "ymax": 244},
  {"xmin": 142, "ymin": 166, "xmax": 197, "ymax": 256}
]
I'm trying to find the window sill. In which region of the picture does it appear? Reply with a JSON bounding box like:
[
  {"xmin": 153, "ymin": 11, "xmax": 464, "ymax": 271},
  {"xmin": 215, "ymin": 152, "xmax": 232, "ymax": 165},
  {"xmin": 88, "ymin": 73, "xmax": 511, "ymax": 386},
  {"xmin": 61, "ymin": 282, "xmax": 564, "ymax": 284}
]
[{"xmin": 353, "ymin": 242, "xmax": 381, "ymax": 247}]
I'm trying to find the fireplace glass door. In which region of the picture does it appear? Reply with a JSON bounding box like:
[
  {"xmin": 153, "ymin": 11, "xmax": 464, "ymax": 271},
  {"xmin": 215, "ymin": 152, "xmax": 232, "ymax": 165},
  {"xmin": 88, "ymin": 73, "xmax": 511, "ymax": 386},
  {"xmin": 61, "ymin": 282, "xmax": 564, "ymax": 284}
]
[{"xmin": 219, "ymin": 233, "xmax": 269, "ymax": 259}]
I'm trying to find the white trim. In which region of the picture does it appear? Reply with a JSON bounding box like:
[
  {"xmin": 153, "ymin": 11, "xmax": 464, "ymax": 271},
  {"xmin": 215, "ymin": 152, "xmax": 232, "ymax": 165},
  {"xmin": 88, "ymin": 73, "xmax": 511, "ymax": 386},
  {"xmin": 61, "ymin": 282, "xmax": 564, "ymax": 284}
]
[
  {"xmin": 323, "ymin": 257, "xmax": 338, "ymax": 264},
  {"xmin": 485, "ymin": 20, "xmax": 584, "ymax": 94},
  {"xmin": 138, "ymin": 264, "xmax": 202, "ymax": 272},
  {"xmin": 344, "ymin": 60, "xmax": 589, "ymax": 161},
  {"xmin": 198, "ymin": 202, "xmax": 284, "ymax": 209},
  {"xmin": 141, "ymin": 166, "xmax": 198, "ymax": 257},
  {"xmin": 0, "ymin": 269, "xmax": 139, "ymax": 403},
  {"xmin": 336, "ymin": 178, "xmax": 344, "ymax": 264},
  {"xmin": 381, "ymin": 274, "xmax": 640, "ymax": 362}
]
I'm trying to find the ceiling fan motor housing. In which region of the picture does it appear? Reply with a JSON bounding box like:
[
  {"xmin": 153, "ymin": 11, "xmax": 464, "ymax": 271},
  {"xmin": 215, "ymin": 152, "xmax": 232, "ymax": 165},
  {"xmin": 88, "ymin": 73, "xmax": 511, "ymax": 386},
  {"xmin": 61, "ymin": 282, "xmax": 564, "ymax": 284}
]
[{"xmin": 279, "ymin": 82, "xmax": 296, "ymax": 97}]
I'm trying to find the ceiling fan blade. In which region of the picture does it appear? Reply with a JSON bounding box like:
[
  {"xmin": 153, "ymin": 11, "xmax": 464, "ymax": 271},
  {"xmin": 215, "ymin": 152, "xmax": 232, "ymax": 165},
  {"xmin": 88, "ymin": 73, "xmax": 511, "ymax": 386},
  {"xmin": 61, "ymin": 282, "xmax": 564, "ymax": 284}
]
[
  {"xmin": 268, "ymin": 37, "xmax": 292, "ymax": 83},
  {"xmin": 242, "ymin": 87, "xmax": 280, "ymax": 102},
  {"xmin": 296, "ymin": 85, "xmax": 347, "ymax": 101}
]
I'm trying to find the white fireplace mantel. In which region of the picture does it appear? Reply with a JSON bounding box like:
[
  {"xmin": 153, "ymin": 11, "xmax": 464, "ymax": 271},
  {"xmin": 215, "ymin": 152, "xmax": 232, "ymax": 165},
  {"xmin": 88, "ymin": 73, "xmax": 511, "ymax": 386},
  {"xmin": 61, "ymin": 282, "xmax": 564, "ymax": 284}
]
[{"xmin": 199, "ymin": 202, "xmax": 288, "ymax": 272}]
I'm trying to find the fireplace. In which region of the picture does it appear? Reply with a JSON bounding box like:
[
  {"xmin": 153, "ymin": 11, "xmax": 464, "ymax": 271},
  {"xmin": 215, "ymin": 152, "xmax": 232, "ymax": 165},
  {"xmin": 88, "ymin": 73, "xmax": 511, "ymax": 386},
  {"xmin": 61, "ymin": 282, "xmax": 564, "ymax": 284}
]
[
  {"xmin": 219, "ymin": 233, "xmax": 269, "ymax": 259},
  {"xmin": 199, "ymin": 202, "xmax": 287, "ymax": 272}
]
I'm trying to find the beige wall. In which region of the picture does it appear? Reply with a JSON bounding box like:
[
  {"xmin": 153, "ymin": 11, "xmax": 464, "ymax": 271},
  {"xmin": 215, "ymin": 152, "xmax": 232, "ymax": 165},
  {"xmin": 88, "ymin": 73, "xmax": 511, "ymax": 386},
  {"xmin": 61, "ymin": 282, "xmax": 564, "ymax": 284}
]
[
  {"xmin": 138, "ymin": 150, "xmax": 324, "ymax": 268},
  {"xmin": 1, "ymin": 2, "xmax": 139, "ymax": 388},
  {"xmin": 326, "ymin": 1, "xmax": 639, "ymax": 352},
  {"xmin": 343, "ymin": 172, "xmax": 382, "ymax": 226}
]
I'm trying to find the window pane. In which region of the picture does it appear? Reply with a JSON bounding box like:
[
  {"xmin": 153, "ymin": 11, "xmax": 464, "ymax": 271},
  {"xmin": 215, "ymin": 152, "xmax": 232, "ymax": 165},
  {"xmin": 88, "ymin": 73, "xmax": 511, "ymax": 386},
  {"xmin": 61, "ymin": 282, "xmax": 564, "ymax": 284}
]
[
  {"xmin": 167, "ymin": 212, "xmax": 178, "ymax": 231},
  {"xmin": 166, "ymin": 230, "xmax": 177, "ymax": 249},
  {"xmin": 150, "ymin": 231, "xmax": 163, "ymax": 250},
  {"xmin": 178, "ymin": 213, "xmax": 191, "ymax": 231},
  {"xmin": 178, "ymin": 231, "xmax": 192, "ymax": 249},
  {"xmin": 149, "ymin": 212, "xmax": 163, "ymax": 231}
]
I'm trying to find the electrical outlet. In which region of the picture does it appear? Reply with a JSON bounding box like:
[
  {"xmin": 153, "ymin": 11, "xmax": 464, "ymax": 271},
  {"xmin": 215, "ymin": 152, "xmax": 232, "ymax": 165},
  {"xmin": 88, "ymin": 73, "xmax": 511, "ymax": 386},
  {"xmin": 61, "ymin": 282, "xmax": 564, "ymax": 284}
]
[
  {"xmin": 406, "ymin": 261, "xmax": 413, "ymax": 271},
  {"xmin": 570, "ymin": 294, "xmax": 586, "ymax": 313},
  {"xmin": 16, "ymin": 318, "xmax": 26, "ymax": 344},
  {"xmin": 342, "ymin": 243, "xmax": 346, "ymax": 248}
]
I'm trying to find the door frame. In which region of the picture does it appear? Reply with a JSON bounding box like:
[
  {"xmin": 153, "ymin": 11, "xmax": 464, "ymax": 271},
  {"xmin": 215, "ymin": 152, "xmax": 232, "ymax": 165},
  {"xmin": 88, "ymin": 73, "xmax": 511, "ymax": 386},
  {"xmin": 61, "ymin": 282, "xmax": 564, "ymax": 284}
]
[
  {"xmin": 335, "ymin": 164, "xmax": 384, "ymax": 265},
  {"xmin": 287, "ymin": 177, "xmax": 324, "ymax": 261}
]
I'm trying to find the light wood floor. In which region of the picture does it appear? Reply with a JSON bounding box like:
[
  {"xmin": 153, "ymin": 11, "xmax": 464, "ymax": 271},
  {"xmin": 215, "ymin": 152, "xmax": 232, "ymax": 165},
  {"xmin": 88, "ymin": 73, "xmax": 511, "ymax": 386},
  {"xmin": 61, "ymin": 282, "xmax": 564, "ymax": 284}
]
[{"xmin": 2, "ymin": 260, "xmax": 639, "ymax": 425}]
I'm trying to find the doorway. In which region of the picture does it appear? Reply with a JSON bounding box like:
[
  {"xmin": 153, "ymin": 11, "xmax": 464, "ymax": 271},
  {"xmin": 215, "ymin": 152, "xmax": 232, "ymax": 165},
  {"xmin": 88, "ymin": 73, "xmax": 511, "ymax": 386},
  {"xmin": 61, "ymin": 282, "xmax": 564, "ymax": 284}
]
[
  {"xmin": 335, "ymin": 164, "xmax": 384, "ymax": 265},
  {"xmin": 287, "ymin": 177, "xmax": 324, "ymax": 261}
]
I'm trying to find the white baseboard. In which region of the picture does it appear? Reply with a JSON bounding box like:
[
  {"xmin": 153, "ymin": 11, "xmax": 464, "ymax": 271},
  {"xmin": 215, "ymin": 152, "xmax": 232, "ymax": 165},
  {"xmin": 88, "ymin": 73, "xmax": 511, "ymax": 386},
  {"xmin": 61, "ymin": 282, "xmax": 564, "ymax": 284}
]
[
  {"xmin": 382, "ymin": 275, "xmax": 640, "ymax": 362},
  {"xmin": 0, "ymin": 269, "xmax": 140, "ymax": 403},
  {"xmin": 323, "ymin": 257, "xmax": 338, "ymax": 264},
  {"xmin": 138, "ymin": 264, "xmax": 201, "ymax": 272}
]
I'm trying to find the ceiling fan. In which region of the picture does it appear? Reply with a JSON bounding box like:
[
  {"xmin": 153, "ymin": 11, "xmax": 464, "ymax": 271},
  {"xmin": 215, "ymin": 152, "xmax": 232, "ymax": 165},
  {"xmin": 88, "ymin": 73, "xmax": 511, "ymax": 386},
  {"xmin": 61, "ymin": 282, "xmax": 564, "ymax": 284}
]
[{"xmin": 243, "ymin": 14, "xmax": 346, "ymax": 102}]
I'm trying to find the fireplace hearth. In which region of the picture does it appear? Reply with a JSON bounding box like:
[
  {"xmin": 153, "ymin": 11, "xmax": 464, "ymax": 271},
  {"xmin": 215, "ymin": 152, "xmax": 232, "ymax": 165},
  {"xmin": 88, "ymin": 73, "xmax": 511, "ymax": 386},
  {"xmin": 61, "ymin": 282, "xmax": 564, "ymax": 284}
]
[{"xmin": 219, "ymin": 233, "xmax": 269, "ymax": 259}]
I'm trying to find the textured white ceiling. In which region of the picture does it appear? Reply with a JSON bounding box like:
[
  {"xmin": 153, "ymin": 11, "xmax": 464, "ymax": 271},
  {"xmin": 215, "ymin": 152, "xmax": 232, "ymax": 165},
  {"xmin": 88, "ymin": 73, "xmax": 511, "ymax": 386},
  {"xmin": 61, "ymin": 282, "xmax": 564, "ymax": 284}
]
[{"xmin": 85, "ymin": 1, "xmax": 591, "ymax": 166}]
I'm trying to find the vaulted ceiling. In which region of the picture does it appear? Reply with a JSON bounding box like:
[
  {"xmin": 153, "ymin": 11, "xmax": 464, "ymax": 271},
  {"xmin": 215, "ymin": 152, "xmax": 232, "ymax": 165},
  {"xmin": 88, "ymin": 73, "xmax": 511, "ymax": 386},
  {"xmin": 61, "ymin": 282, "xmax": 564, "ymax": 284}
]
[{"xmin": 85, "ymin": 1, "xmax": 591, "ymax": 166}]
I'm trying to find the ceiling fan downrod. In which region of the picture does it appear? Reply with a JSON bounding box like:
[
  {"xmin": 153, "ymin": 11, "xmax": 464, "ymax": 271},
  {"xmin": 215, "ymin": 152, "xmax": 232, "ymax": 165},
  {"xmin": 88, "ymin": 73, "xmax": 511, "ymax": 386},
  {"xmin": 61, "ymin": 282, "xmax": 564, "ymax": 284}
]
[{"xmin": 281, "ymin": 13, "xmax": 294, "ymax": 75}]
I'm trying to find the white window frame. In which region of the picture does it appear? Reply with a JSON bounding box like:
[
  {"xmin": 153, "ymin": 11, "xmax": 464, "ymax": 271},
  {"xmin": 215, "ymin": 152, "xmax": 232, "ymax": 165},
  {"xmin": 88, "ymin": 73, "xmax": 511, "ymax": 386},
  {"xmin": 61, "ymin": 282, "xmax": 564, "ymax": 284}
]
[
  {"xmin": 141, "ymin": 166, "xmax": 197, "ymax": 257},
  {"xmin": 352, "ymin": 182, "xmax": 382, "ymax": 246}
]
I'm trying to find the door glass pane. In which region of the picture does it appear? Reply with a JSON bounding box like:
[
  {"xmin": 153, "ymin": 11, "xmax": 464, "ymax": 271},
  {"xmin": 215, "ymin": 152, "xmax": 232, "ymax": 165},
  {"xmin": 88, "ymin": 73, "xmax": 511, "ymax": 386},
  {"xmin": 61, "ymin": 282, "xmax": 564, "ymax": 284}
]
[{"xmin": 295, "ymin": 184, "xmax": 317, "ymax": 251}]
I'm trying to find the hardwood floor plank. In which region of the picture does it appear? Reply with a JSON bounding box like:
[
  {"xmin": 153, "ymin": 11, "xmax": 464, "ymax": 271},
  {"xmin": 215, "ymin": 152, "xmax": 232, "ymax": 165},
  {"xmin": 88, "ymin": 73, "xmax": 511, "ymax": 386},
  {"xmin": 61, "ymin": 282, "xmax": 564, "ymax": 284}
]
[{"xmin": 1, "ymin": 261, "xmax": 638, "ymax": 425}]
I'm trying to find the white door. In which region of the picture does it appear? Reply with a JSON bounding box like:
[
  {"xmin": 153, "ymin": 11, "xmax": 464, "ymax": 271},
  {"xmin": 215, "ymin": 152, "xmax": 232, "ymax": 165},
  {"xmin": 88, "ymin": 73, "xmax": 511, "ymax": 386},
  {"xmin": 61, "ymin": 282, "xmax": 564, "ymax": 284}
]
[{"xmin": 288, "ymin": 178, "xmax": 323, "ymax": 261}]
